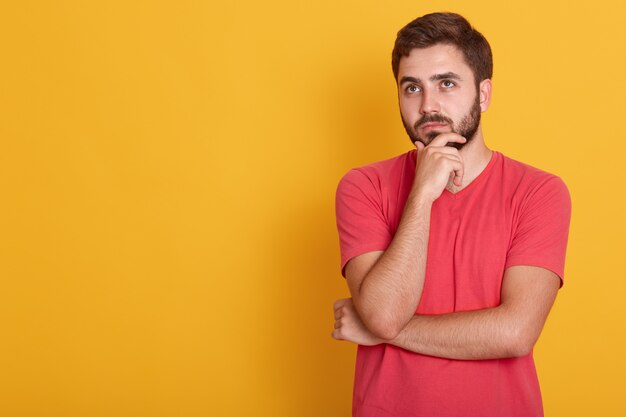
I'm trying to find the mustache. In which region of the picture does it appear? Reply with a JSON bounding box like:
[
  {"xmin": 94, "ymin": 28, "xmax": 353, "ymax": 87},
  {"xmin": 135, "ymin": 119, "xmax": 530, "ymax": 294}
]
[{"xmin": 414, "ymin": 114, "xmax": 454, "ymax": 130}]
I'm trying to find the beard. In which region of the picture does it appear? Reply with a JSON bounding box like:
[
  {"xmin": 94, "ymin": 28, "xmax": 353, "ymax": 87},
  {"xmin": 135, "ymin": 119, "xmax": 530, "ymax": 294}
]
[{"xmin": 402, "ymin": 95, "xmax": 481, "ymax": 150}]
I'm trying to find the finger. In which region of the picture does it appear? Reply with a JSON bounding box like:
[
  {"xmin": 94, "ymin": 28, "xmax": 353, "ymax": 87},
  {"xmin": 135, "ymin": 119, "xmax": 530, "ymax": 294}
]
[
  {"xmin": 428, "ymin": 132, "xmax": 466, "ymax": 148},
  {"xmin": 430, "ymin": 148, "xmax": 463, "ymax": 160},
  {"xmin": 333, "ymin": 298, "xmax": 348, "ymax": 310},
  {"xmin": 437, "ymin": 156, "xmax": 464, "ymax": 185},
  {"xmin": 334, "ymin": 320, "xmax": 341, "ymax": 329},
  {"xmin": 445, "ymin": 151, "xmax": 464, "ymax": 174},
  {"xmin": 430, "ymin": 151, "xmax": 464, "ymax": 176},
  {"xmin": 334, "ymin": 308, "xmax": 343, "ymax": 320},
  {"xmin": 451, "ymin": 161, "xmax": 464, "ymax": 186},
  {"xmin": 415, "ymin": 140, "xmax": 425, "ymax": 152}
]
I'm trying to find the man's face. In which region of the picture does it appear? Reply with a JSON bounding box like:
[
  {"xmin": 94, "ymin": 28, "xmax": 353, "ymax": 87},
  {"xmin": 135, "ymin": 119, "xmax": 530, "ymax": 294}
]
[{"xmin": 397, "ymin": 44, "xmax": 488, "ymax": 149}]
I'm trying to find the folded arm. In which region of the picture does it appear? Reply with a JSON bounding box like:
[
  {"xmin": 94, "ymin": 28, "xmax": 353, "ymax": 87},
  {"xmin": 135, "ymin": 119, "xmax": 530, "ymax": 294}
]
[
  {"xmin": 333, "ymin": 264, "xmax": 560, "ymax": 360},
  {"xmin": 345, "ymin": 195, "xmax": 431, "ymax": 340},
  {"xmin": 343, "ymin": 134, "xmax": 467, "ymax": 340}
]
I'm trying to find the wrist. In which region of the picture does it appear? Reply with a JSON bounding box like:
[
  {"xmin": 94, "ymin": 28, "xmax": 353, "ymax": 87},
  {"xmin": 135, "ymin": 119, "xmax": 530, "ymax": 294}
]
[{"xmin": 407, "ymin": 188, "xmax": 435, "ymax": 209}]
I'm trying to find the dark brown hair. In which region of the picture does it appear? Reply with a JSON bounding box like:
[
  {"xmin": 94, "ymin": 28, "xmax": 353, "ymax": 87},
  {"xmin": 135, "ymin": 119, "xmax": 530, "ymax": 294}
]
[{"xmin": 391, "ymin": 13, "xmax": 493, "ymax": 86}]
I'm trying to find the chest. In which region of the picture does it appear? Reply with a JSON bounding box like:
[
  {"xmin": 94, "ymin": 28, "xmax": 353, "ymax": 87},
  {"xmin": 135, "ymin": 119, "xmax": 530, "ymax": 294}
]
[{"xmin": 394, "ymin": 192, "xmax": 515, "ymax": 314}]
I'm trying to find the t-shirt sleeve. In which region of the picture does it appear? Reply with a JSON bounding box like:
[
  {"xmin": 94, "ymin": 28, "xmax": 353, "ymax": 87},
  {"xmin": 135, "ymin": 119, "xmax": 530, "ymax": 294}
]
[
  {"xmin": 335, "ymin": 169, "xmax": 393, "ymax": 276},
  {"xmin": 505, "ymin": 175, "xmax": 572, "ymax": 285}
]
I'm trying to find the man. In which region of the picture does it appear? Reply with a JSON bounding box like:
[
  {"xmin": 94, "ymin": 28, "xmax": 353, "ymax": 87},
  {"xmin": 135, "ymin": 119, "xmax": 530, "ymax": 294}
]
[{"xmin": 332, "ymin": 12, "xmax": 571, "ymax": 417}]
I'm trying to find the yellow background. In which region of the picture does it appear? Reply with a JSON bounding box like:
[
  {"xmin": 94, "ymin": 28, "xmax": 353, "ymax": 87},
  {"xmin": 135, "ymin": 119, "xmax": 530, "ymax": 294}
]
[{"xmin": 1, "ymin": 1, "xmax": 624, "ymax": 416}]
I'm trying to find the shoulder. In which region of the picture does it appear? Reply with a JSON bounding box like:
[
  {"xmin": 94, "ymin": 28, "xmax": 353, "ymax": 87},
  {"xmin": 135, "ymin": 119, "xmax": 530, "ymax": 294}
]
[
  {"xmin": 496, "ymin": 152, "xmax": 571, "ymax": 212},
  {"xmin": 497, "ymin": 152, "xmax": 569, "ymax": 196}
]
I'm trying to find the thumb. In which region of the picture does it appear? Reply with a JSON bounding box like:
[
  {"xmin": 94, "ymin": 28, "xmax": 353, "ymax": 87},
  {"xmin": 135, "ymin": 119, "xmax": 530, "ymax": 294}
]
[{"xmin": 414, "ymin": 140, "xmax": 425, "ymax": 152}]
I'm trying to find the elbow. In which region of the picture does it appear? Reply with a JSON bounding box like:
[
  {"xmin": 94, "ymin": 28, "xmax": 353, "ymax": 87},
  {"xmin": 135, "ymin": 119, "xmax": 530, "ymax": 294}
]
[
  {"xmin": 504, "ymin": 327, "xmax": 538, "ymax": 358},
  {"xmin": 354, "ymin": 294, "xmax": 413, "ymax": 341},
  {"xmin": 364, "ymin": 313, "xmax": 404, "ymax": 341},
  {"xmin": 506, "ymin": 342, "xmax": 533, "ymax": 358},
  {"xmin": 371, "ymin": 325, "xmax": 402, "ymax": 341}
]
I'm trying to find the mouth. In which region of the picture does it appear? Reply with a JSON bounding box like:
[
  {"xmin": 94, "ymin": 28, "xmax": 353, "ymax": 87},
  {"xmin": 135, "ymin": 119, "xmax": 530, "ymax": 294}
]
[{"xmin": 419, "ymin": 122, "xmax": 448, "ymax": 132}]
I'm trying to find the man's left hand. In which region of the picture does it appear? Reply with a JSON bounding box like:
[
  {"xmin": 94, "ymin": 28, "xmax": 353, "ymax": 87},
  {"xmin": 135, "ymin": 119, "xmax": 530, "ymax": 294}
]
[{"xmin": 332, "ymin": 298, "xmax": 385, "ymax": 346}]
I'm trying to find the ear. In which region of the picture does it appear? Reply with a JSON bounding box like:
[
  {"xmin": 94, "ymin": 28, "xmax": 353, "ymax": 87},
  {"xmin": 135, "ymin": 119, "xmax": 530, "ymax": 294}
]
[{"xmin": 478, "ymin": 79, "xmax": 492, "ymax": 112}]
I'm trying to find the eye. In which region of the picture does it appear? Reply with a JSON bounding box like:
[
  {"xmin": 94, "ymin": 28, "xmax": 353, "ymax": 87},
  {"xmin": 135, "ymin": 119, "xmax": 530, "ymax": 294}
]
[
  {"xmin": 441, "ymin": 80, "xmax": 456, "ymax": 88},
  {"xmin": 406, "ymin": 84, "xmax": 420, "ymax": 94}
]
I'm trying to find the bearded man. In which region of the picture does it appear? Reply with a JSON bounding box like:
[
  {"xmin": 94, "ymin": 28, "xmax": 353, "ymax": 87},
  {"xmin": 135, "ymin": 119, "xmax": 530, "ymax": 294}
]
[{"xmin": 332, "ymin": 12, "xmax": 571, "ymax": 417}]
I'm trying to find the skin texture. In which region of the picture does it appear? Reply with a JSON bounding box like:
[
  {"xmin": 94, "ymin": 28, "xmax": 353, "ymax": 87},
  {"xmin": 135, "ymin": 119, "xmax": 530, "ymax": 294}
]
[
  {"xmin": 333, "ymin": 266, "xmax": 560, "ymax": 360},
  {"xmin": 332, "ymin": 44, "xmax": 561, "ymax": 359},
  {"xmin": 398, "ymin": 45, "xmax": 488, "ymax": 149}
]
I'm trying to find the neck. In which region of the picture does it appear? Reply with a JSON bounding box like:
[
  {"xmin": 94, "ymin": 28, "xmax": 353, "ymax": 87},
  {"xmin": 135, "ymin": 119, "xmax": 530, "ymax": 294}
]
[{"xmin": 446, "ymin": 127, "xmax": 492, "ymax": 193}]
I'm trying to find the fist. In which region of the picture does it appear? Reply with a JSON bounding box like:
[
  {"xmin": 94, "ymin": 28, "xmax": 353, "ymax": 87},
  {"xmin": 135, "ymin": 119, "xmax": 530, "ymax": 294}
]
[
  {"xmin": 332, "ymin": 298, "xmax": 384, "ymax": 346},
  {"xmin": 413, "ymin": 133, "xmax": 466, "ymax": 202}
]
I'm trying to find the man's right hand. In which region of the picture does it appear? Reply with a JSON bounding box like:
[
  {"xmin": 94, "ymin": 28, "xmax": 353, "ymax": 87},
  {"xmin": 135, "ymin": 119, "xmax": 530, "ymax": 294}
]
[
  {"xmin": 413, "ymin": 133, "xmax": 466, "ymax": 203},
  {"xmin": 340, "ymin": 136, "xmax": 463, "ymax": 339}
]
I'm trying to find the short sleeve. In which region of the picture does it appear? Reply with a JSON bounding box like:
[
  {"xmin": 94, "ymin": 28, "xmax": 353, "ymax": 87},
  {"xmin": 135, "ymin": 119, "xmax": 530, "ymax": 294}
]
[
  {"xmin": 505, "ymin": 176, "xmax": 572, "ymax": 285},
  {"xmin": 335, "ymin": 169, "xmax": 392, "ymax": 276}
]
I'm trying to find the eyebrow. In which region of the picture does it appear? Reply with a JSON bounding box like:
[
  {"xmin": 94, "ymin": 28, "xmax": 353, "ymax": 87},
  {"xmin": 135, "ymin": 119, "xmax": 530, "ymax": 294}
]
[{"xmin": 399, "ymin": 72, "xmax": 463, "ymax": 86}]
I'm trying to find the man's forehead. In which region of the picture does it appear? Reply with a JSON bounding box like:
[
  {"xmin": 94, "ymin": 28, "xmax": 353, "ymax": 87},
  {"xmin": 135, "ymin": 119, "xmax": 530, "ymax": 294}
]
[{"xmin": 397, "ymin": 44, "xmax": 472, "ymax": 80}]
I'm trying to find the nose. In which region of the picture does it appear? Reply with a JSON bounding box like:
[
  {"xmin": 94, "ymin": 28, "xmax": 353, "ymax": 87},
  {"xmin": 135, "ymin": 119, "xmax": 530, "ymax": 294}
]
[{"xmin": 419, "ymin": 90, "xmax": 440, "ymax": 114}]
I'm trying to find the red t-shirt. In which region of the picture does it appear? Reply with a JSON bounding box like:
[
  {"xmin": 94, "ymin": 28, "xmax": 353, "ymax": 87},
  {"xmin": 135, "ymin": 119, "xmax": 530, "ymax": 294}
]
[{"xmin": 335, "ymin": 149, "xmax": 571, "ymax": 417}]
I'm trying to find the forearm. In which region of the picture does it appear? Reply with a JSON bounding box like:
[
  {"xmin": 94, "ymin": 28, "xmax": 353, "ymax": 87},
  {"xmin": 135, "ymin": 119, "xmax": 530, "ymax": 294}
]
[
  {"xmin": 355, "ymin": 191, "xmax": 432, "ymax": 339},
  {"xmin": 389, "ymin": 306, "xmax": 530, "ymax": 360}
]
